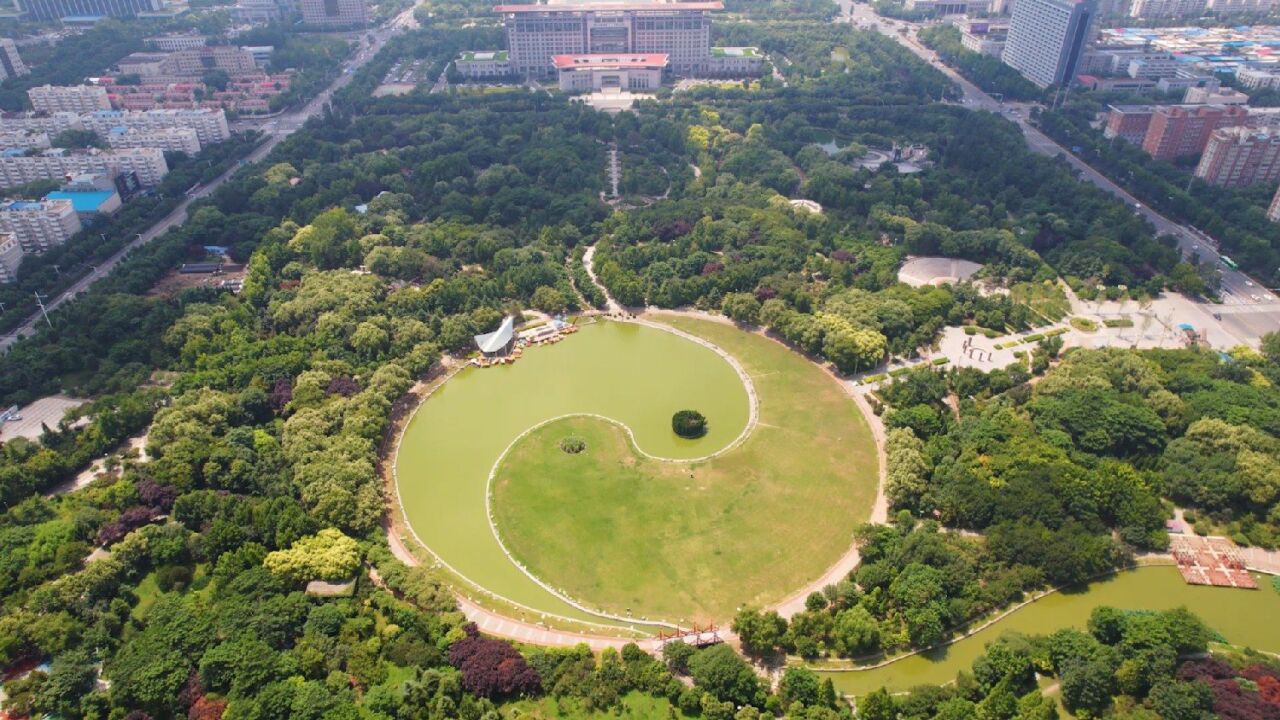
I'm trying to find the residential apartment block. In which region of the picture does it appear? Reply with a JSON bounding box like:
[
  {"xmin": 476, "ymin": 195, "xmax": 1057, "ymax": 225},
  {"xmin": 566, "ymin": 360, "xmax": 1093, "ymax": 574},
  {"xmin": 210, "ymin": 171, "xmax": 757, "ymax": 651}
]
[
  {"xmin": 0, "ymin": 199, "xmax": 82, "ymax": 254},
  {"xmin": 104, "ymin": 125, "xmax": 202, "ymax": 155},
  {"xmin": 1194, "ymin": 128, "xmax": 1280, "ymax": 187},
  {"xmin": 498, "ymin": 1, "xmax": 721, "ymax": 78},
  {"xmin": 1267, "ymin": 183, "xmax": 1280, "ymax": 223},
  {"xmin": 0, "ymin": 232, "xmax": 24, "ymax": 284},
  {"xmin": 1002, "ymin": 0, "xmax": 1093, "ymax": 88},
  {"xmin": 0, "ymin": 130, "xmax": 51, "ymax": 150},
  {"xmin": 81, "ymin": 108, "xmax": 229, "ymax": 147},
  {"xmin": 300, "ymin": 0, "xmax": 367, "ymax": 27},
  {"xmin": 0, "ymin": 147, "xmax": 169, "ymax": 187},
  {"xmin": 1142, "ymin": 104, "xmax": 1248, "ymax": 161},
  {"xmin": 28, "ymin": 84, "xmax": 111, "ymax": 114},
  {"xmin": 0, "ymin": 111, "xmax": 86, "ymax": 136},
  {"xmin": 0, "ymin": 39, "xmax": 28, "ymax": 83}
]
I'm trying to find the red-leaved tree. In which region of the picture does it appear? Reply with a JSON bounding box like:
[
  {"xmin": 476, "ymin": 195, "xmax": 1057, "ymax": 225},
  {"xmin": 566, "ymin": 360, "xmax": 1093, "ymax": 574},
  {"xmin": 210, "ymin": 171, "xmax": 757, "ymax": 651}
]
[{"xmin": 447, "ymin": 623, "xmax": 540, "ymax": 699}]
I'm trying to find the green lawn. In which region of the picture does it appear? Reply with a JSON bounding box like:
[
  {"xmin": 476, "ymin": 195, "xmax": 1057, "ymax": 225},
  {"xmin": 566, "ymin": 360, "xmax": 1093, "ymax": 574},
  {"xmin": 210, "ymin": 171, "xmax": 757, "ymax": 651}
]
[{"xmin": 491, "ymin": 315, "xmax": 878, "ymax": 623}]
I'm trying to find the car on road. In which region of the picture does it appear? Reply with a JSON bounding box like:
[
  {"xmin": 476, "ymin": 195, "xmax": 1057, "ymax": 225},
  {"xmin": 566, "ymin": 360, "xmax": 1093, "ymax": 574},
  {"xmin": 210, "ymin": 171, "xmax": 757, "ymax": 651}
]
[{"xmin": 1246, "ymin": 280, "xmax": 1254, "ymax": 287}]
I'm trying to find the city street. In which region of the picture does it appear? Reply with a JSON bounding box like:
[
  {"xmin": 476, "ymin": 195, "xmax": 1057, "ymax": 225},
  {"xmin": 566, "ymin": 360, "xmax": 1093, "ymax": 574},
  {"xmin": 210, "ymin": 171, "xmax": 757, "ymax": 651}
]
[
  {"xmin": 841, "ymin": 0, "xmax": 1280, "ymax": 346},
  {"xmin": 0, "ymin": 4, "xmax": 419, "ymax": 353}
]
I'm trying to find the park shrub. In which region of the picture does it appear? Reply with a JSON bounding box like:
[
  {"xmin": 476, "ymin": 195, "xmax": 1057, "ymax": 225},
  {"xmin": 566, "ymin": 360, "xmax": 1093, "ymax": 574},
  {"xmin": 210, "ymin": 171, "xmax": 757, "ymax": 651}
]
[
  {"xmin": 1069, "ymin": 317, "xmax": 1098, "ymax": 332},
  {"xmin": 1104, "ymin": 318, "xmax": 1134, "ymax": 328},
  {"xmin": 559, "ymin": 436, "xmax": 586, "ymax": 454},
  {"xmin": 1044, "ymin": 327, "xmax": 1069, "ymax": 337},
  {"xmin": 931, "ymin": 358, "xmax": 949, "ymax": 366},
  {"xmin": 672, "ymin": 410, "xmax": 707, "ymax": 439},
  {"xmin": 862, "ymin": 373, "xmax": 887, "ymax": 384},
  {"xmin": 888, "ymin": 367, "xmax": 912, "ymax": 377},
  {"xmin": 1023, "ymin": 333, "xmax": 1044, "ymax": 343},
  {"xmin": 963, "ymin": 327, "xmax": 977, "ymax": 336}
]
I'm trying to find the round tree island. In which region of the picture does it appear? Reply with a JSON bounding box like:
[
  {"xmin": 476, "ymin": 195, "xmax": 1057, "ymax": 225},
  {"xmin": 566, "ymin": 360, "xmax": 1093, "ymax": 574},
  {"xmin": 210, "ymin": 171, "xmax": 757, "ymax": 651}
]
[{"xmin": 671, "ymin": 409, "xmax": 708, "ymax": 439}]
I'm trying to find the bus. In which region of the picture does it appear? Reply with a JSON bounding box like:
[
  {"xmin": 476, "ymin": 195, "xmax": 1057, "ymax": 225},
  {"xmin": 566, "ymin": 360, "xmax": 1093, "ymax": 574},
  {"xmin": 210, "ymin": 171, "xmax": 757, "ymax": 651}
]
[{"xmin": 1221, "ymin": 255, "xmax": 1238, "ymax": 270}]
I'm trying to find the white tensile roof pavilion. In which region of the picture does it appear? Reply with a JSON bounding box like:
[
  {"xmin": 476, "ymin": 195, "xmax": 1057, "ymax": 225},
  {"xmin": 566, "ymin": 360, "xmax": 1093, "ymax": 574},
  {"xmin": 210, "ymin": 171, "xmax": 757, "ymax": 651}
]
[{"xmin": 474, "ymin": 316, "xmax": 516, "ymax": 357}]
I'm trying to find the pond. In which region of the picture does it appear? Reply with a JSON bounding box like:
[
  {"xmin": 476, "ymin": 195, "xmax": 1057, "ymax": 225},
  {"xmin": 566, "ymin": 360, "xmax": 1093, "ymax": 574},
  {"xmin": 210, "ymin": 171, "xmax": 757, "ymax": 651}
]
[{"xmin": 822, "ymin": 565, "xmax": 1280, "ymax": 696}]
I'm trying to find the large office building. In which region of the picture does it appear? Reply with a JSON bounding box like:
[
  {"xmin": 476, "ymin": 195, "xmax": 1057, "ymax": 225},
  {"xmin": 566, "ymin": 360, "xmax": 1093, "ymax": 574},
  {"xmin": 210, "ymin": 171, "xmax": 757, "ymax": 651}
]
[
  {"xmin": 0, "ymin": 232, "xmax": 24, "ymax": 284},
  {"xmin": 300, "ymin": 0, "xmax": 367, "ymax": 27},
  {"xmin": 28, "ymin": 85, "xmax": 111, "ymax": 114},
  {"xmin": 16, "ymin": 0, "xmax": 184, "ymax": 20},
  {"xmin": 1194, "ymin": 128, "xmax": 1280, "ymax": 188},
  {"xmin": 497, "ymin": 1, "xmax": 721, "ymax": 78},
  {"xmin": 1002, "ymin": 0, "xmax": 1093, "ymax": 88},
  {"xmin": 0, "ymin": 40, "xmax": 28, "ymax": 83},
  {"xmin": 82, "ymin": 108, "xmax": 229, "ymax": 147},
  {"xmin": 0, "ymin": 147, "xmax": 169, "ymax": 187},
  {"xmin": 0, "ymin": 199, "xmax": 81, "ymax": 254},
  {"xmin": 1142, "ymin": 104, "xmax": 1248, "ymax": 160}
]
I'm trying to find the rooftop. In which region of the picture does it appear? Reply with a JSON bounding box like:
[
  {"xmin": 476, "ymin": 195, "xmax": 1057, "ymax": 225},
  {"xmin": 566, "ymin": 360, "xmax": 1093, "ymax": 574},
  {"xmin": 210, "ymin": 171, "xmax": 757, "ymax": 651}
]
[
  {"xmin": 461, "ymin": 50, "xmax": 509, "ymax": 61},
  {"xmin": 45, "ymin": 191, "xmax": 116, "ymax": 212},
  {"xmin": 552, "ymin": 53, "xmax": 670, "ymax": 69},
  {"xmin": 711, "ymin": 46, "xmax": 758, "ymax": 57},
  {"xmin": 474, "ymin": 316, "xmax": 515, "ymax": 354}
]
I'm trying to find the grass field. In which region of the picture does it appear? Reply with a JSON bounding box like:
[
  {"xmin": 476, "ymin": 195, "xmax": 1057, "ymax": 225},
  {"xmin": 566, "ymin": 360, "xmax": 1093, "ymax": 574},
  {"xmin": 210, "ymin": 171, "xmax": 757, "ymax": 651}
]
[{"xmin": 491, "ymin": 315, "xmax": 878, "ymax": 623}]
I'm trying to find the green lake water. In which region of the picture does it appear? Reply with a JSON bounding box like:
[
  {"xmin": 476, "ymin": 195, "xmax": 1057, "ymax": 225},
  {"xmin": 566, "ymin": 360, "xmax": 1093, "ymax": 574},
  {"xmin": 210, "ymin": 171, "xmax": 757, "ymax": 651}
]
[
  {"xmin": 823, "ymin": 565, "xmax": 1280, "ymax": 696},
  {"xmin": 395, "ymin": 320, "xmax": 751, "ymax": 625}
]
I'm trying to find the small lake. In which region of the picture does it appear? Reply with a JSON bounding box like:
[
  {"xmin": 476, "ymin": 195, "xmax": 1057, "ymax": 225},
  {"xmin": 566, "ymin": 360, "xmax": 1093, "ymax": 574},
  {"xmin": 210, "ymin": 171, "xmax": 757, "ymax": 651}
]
[{"xmin": 822, "ymin": 565, "xmax": 1280, "ymax": 696}]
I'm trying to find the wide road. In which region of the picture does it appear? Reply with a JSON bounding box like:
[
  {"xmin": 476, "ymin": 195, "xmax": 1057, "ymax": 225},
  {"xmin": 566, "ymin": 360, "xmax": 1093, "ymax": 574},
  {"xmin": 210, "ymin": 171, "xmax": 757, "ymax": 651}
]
[
  {"xmin": 840, "ymin": 0, "xmax": 1280, "ymax": 343},
  {"xmin": 0, "ymin": 4, "xmax": 418, "ymax": 353}
]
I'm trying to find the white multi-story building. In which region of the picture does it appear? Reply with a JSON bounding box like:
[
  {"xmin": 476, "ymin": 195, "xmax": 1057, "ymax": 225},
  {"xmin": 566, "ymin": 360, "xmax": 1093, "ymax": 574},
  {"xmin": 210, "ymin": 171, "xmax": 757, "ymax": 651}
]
[
  {"xmin": 144, "ymin": 34, "xmax": 208, "ymax": 51},
  {"xmin": 1237, "ymin": 67, "xmax": 1280, "ymax": 91},
  {"xmin": 0, "ymin": 112, "xmax": 86, "ymax": 136},
  {"xmin": 233, "ymin": 0, "xmax": 285, "ymax": 23},
  {"xmin": 1126, "ymin": 55, "xmax": 1180, "ymax": 79},
  {"xmin": 0, "ymin": 39, "xmax": 28, "ymax": 83},
  {"xmin": 1003, "ymin": 0, "xmax": 1094, "ymax": 88},
  {"xmin": 498, "ymin": 1, "xmax": 721, "ymax": 77},
  {"xmin": 0, "ymin": 130, "xmax": 51, "ymax": 149},
  {"xmin": 707, "ymin": 46, "xmax": 764, "ymax": 76},
  {"xmin": 82, "ymin": 108, "xmax": 229, "ymax": 147},
  {"xmin": 0, "ymin": 232, "xmax": 24, "ymax": 283},
  {"xmin": 300, "ymin": 0, "xmax": 367, "ymax": 27},
  {"xmin": 0, "ymin": 147, "xmax": 169, "ymax": 187},
  {"xmin": 27, "ymin": 84, "xmax": 111, "ymax": 114},
  {"xmin": 455, "ymin": 51, "xmax": 513, "ymax": 79},
  {"xmin": 104, "ymin": 125, "xmax": 202, "ymax": 155},
  {"xmin": 0, "ymin": 199, "xmax": 82, "ymax": 254},
  {"xmin": 1127, "ymin": 0, "xmax": 1205, "ymax": 18},
  {"xmin": 1205, "ymin": 0, "xmax": 1278, "ymax": 12}
]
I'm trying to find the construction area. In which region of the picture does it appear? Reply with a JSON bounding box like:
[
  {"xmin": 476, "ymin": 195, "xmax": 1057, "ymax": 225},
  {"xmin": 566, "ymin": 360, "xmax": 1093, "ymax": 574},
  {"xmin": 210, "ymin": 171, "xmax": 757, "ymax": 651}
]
[{"xmin": 1169, "ymin": 535, "xmax": 1258, "ymax": 589}]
